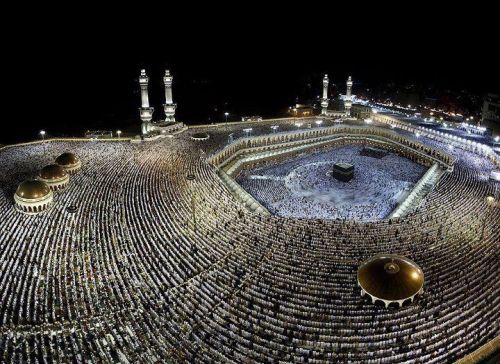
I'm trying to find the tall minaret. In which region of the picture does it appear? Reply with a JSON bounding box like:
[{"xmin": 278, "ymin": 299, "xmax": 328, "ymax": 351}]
[
  {"xmin": 139, "ymin": 69, "xmax": 154, "ymax": 134},
  {"xmin": 321, "ymin": 74, "xmax": 329, "ymax": 115},
  {"xmin": 344, "ymin": 75, "xmax": 353, "ymax": 116},
  {"xmin": 163, "ymin": 69, "xmax": 176, "ymax": 123}
]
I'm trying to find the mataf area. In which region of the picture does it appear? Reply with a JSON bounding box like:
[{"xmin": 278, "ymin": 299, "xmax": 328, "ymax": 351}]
[
  {"xmin": 0, "ymin": 116, "xmax": 499, "ymax": 363},
  {"xmin": 235, "ymin": 145, "xmax": 427, "ymax": 220}
]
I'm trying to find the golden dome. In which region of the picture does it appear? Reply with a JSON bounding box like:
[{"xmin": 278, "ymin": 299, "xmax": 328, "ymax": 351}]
[
  {"xmin": 55, "ymin": 152, "xmax": 79, "ymax": 166},
  {"xmin": 15, "ymin": 180, "xmax": 51, "ymax": 200},
  {"xmin": 358, "ymin": 254, "xmax": 424, "ymax": 302},
  {"xmin": 39, "ymin": 164, "xmax": 67, "ymax": 180}
]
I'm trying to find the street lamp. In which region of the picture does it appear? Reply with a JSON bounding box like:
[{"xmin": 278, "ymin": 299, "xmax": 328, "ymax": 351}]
[
  {"xmin": 271, "ymin": 125, "xmax": 279, "ymax": 133},
  {"xmin": 224, "ymin": 112, "xmax": 229, "ymax": 123},
  {"xmin": 315, "ymin": 120, "xmax": 323, "ymax": 127},
  {"xmin": 243, "ymin": 128, "xmax": 252, "ymax": 137},
  {"xmin": 295, "ymin": 122, "xmax": 303, "ymax": 128},
  {"xmin": 117, "ymin": 130, "xmax": 122, "ymax": 138},
  {"xmin": 39, "ymin": 130, "xmax": 46, "ymax": 156}
]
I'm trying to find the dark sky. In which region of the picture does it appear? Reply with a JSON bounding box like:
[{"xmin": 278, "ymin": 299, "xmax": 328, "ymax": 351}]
[{"xmin": 4, "ymin": 7, "xmax": 498, "ymax": 144}]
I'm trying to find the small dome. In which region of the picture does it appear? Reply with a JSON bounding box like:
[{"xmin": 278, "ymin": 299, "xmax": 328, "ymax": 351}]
[
  {"xmin": 39, "ymin": 164, "xmax": 67, "ymax": 180},
  {"xmin": 358, "ymin": 254, "xmax": 424, "ymax": 303},
  {"xmin": 56, "ymin": 152, "xmax": 79, "ymax": 166},
  {"xmin": 16, "ymin": 180, "xmax": 51, "ymax": 200}
]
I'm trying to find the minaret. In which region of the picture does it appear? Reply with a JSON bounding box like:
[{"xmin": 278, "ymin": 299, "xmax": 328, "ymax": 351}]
[
  {"xmin": 344, "ymin": 75, "xmax": 353, "ymax": 116},
  {"xmin": 139, "ymin": 69, "xmax": 154, "ymax": 134},
  {"xmin": 163, "ymin": 69, "xmax": 176, "ymax": 123},
  {"xmin": 321, "ymin": 74, "xmax": 329, "ymax": 115}
]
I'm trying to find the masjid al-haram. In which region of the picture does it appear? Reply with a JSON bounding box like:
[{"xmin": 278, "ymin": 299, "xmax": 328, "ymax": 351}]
[{"xmin": 0, "ymin": 69, "xmax": 499, "ymax": 363}]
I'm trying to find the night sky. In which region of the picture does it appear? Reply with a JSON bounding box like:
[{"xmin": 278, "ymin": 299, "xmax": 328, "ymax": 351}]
[{"xmin": 4, "ymin": 8, "xmax": 498, "ymax": 144}]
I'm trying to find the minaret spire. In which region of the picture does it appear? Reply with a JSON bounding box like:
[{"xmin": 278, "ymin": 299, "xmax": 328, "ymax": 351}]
[
  {"xmin": 163, "ymin": 70, "xmax": 176, "ymax": 123},
  {"xmin": 344, "ymin": 75, "xmax": 353, "ymax": 117},
  {"xmin": 321, "ymin": 74, "xmax": 329, "ymax": 115},
  {"xmin": 139, "ymin": 69, "xmax": 154, "ymax": 135}
]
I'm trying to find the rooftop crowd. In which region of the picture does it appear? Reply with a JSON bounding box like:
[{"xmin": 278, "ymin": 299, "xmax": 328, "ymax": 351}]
[{"xmin": 0, "ymin": 118, "xmax": 498, "ymax": 363}]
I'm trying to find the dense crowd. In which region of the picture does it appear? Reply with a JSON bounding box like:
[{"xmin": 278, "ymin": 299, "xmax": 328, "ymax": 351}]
[
  {"xmin": 236, "ymin": 145, "xmax": 427, "ymax": 221},
  {"xmin": 0, "ymin": 119, "xmax": 498, "ymax": 363}
]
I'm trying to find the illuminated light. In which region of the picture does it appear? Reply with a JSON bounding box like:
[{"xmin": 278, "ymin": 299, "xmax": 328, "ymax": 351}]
[
  {"xmin": 315, "ymin": 120, "xmax": 323, "ymax": 125},
  {"xmin": 117, "ymin": 130, "xmax": 122, "ymax": 138},
  {"xmin": 295, "ymin": 122, "xmax": 303, "ymax": 127},
  {"xmin": 39, "ymin": 130, "xmax": 46, "ymax": 137},
  {"xmin": 364, "ymin": 118, "xmax": 373, "ymax": 124},
  {"xmin": 494, "ymin": 136, "xmax": 499, "ymax": 142},
  {"xmin": 372, "ymin": 109, "xmax": 378, "ymax": 114},
  {"xmin": 415, "ymin": 132, "xmax": 421, "ymax": 137}
]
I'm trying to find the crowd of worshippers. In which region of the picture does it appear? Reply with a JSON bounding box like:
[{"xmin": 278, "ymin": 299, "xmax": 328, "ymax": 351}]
[
  {"xmin": 236, "ymin": 144, "xmax": 427, "ymax": 221},
  {"xmin": 0, "ymin": 124, "xmax": 497, "ymax": 363}
]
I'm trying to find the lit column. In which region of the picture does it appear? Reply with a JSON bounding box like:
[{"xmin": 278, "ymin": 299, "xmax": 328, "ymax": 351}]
[
  {"xmin": 321, "ymin": 74, "xmax": 329, "ymax": 115},
  {"xmin": 344, "ymin": 75, "xmax": 353, "ymax": 116},
  {"xmin": 139, "ymin": 69, "xmax": 154, "ymax": 134},
  {"xmin": 163, "ymin": 69, "xmax": 176, "ymax": 123}
]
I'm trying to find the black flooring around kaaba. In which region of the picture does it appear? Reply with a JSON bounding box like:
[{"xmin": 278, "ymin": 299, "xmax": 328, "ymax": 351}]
[{"xmin": 360, "ymin": 147, "xmax": 388, "ymax": 159}]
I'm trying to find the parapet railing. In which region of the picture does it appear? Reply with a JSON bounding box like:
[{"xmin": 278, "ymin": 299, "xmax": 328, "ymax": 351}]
[
  {"xmin": 187, "ymin": 116, "xmax": 324, "ymax": 129},
  {"xmin": 455, "ymin": 335, "xmax": 499, "ymax": 363},
  {"xmin": 373, "ymin": 113, "xmax": 500, "ymax": 168},
  {"xmin": 389, "ymin": 163, "xmax": 442, "ymax": 219},
  {"xmin": 208, "ymin": 125, "xmax": 456, "ymax": 171},
  {"xmin": 0, "ymin": 136, "xmax": 131, "ymax": 153},
  {"xmin": 222, "ymin": 135, "xmax": 439, "ymax": 177},
  {"xmin": 217, "ymin": 169, "xmax": 270, "ymax": 216}
]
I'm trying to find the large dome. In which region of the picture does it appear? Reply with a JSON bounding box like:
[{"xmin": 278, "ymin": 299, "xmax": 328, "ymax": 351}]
[
  {"xmin": 358, "ymin": 254, "xmax": 424, "ymax": 304},
  {"xmin": 15, "ymin": 180, "xmax": 51, "ymax": 200},
  {"xmin": 39, "ymin": 164, "xmax": 67, "ymax": 180},
  {"xmin": 55, "ymin": 152, "xmax": 79, "ymax": 166}
]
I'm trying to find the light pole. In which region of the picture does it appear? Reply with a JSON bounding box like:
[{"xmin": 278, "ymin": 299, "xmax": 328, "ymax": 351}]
[
  {"xmin": 39, "ymin": 130, "xmax": 46, "ymax": 157},
  {"xmin": 224, "ymin": 112, "xmax": 229, "ymax": 123},
  {"xmin": 243, "ymin": 128, "xmax": 252, "ymax": 138},
  {"xmin": 271, "ymin": 125, "xmax": 279, "ymax": 133},
  {"xmin": 117, "ymin": 130, "xmax": 122, "ymax": 139},
  {"xmin": 186, "ymin": 174, "xmax": 197, "ymax": 233},
  {"xmin": 315, "ymin": 120, "xmax": 323, "ymax": 127}
]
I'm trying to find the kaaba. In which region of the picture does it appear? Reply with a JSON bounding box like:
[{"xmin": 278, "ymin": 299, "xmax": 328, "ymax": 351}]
[{"xmin": 332, "ymin": 162, "xmax": 354, "ymax": 182}]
